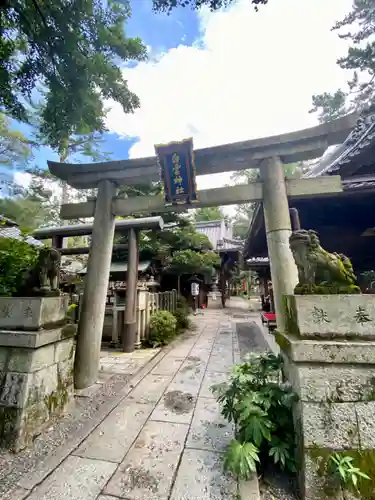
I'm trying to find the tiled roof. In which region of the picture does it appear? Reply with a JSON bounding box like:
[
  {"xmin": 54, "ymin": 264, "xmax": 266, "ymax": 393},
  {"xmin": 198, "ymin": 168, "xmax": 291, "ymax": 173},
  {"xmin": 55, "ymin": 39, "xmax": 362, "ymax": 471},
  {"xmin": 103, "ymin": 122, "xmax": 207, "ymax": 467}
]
[
  {"xmin": 342, "ymin": 179, "xmax": 375, "ymax": 190},
  {"xmin": 0, "ymin": 215, "xmax": 18, "ymax": 227},
  {"xmin": 222, "ymin": 237, "xmax": 243, "ymax": 249},
  {"xmin": 306, "ymin": 106, "xmax": 375, "ymax": 178},
  {"xmin": 247, "ymin": 257, "xmax": 269, "ymax": 263},
  {"xmin": 0, "ymin": 225, "xmax": 44, "ymax": 247}
]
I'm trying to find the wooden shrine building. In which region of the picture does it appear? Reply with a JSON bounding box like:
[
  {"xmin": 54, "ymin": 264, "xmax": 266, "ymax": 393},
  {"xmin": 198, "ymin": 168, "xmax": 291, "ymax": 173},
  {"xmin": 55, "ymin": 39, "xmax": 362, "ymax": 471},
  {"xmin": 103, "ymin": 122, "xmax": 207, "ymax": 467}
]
[{"xmin": 244, "ymin": 108, "xmax": 375, "ymax": 276}]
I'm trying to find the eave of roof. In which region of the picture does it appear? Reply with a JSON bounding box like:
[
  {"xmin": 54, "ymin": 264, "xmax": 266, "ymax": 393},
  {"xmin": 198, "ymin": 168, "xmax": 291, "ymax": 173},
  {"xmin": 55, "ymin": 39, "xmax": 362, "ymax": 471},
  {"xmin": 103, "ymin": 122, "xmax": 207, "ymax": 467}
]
[
  {"xmin": 306, "ymin": 106, "xmax": 375, "ymax": 177},
  {"xmin": 0, "ymin": 226, "xmax": 44, "ymax": 247},
  {"xmin": 243, "ymin": 107, "xmax": 375, "ymax": 258}
]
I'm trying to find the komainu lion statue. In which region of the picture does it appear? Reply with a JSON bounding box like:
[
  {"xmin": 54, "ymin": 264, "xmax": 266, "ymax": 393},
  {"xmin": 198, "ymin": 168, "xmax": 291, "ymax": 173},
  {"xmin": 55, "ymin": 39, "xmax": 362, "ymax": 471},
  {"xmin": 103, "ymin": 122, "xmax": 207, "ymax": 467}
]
[
  {"xmin": 14, "ymin": 247, "xmax": 61, "ymax": 297},
  {"xmin": 289, "ymin": 229, "xmax": 360, "ymax": 294}
]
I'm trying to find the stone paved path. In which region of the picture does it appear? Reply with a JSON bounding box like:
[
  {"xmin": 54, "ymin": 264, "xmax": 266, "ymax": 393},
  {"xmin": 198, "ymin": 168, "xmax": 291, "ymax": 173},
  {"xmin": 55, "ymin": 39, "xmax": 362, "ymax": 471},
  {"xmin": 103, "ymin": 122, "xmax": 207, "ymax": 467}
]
[{"xmin": 6, "ymin": 300, "xmax": 260, "ymax": 500}]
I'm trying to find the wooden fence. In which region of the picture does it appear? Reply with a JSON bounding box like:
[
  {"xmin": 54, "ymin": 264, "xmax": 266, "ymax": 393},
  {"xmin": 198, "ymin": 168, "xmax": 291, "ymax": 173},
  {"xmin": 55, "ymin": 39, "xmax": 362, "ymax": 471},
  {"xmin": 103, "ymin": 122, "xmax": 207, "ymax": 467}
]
[{"xmin": 102, "ymin": 289, "xmax": 178, "ymax": 347}]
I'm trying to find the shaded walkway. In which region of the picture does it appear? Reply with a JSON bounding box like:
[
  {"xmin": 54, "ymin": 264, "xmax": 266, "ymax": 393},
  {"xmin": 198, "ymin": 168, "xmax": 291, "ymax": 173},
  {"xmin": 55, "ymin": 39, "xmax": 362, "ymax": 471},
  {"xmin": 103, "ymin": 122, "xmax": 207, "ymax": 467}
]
[{"xmin": 3, "ymin": 299, "xmax": 264, "ymax": 500}]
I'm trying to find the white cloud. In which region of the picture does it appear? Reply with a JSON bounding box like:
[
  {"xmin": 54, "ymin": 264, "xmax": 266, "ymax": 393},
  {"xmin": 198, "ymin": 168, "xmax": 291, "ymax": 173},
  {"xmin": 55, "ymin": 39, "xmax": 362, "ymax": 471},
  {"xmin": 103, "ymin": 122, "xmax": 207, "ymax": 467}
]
[
  {"xmin": 14, "ymin": 171, "xmax": 71, "ymax": 204},
  {"xmin": 106, "ymin": 0, "xmax": 353, "ymax": 201},
  {"xmin": 14, "ymin": 171, "xmax": 32, "ymax": 189}
]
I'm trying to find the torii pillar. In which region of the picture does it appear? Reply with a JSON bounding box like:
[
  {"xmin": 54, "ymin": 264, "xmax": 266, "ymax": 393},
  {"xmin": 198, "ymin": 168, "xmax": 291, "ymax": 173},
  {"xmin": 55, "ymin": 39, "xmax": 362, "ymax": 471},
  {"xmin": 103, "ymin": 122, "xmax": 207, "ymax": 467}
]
[
  {"xmin": 260, "ymin": 157, "xmax": 299, "ymax": 332},
  {"xmin": 74, "ymin": 180, "xmax": 116, "ymax": 389}
]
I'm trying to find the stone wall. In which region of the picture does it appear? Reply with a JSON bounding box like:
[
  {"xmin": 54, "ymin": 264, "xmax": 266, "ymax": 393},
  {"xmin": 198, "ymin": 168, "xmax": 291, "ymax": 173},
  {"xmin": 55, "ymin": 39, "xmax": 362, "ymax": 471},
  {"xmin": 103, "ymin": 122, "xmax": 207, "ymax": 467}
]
[
  {"xmin": 0, "ymin": 296, "xmax": 76, "ymax": 452},
  {"xmin": 278, "ymin": 294, "xmax": 375, "ymax": 500}
]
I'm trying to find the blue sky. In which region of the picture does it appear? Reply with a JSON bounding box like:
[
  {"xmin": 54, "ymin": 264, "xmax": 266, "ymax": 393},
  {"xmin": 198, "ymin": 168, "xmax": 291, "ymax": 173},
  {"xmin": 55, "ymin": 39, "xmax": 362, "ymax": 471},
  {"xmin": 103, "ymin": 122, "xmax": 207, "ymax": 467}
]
[
  {"xmin": 3, "ymin": 0, "xmax": 200, "ymax": 186},
  {"xmin": 101, "ymin": 0, "xmax": 200, "ymax": 162},
  {"xmin": 4, "ymin": 0, "xmax": 355, "ymax": 200}
]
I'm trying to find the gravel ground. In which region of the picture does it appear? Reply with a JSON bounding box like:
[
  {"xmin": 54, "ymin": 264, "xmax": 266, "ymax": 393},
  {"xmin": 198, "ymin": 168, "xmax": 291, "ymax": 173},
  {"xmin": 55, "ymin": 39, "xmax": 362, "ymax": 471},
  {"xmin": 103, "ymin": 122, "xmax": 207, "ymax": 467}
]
[
  {"xmin": 0, "ymin": 373, "xmax": 131, "ymax": 496},
  {"xmin": 260, "ymin": 466, "xmax": 297, "ymax": 500}
]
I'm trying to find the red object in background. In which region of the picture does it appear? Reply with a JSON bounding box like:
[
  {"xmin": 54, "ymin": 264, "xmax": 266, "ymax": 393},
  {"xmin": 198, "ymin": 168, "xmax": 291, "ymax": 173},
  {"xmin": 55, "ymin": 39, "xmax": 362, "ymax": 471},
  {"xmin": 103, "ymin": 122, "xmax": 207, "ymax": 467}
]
[
  {"xmin": 263, "ymin": 312, "xmax": 276, "ymax": 321},
  {"xmin": 243, "ymin": 280, "xmax": 247, "ymax": 292},
  {"xmin": 202, "ymin": 304, "xmax": 206, "ymax": 309}
]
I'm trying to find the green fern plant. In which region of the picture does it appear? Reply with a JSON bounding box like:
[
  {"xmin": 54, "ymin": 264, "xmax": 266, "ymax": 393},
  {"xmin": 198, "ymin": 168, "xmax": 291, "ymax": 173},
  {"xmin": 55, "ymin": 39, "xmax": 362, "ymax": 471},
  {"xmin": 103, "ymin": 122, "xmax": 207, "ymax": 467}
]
[
  {"xmin": 212, "ymin": 352, "xmax": 298, "ymax": 478},
  {"xmin": 223, "ymin": 440, "xmax": 259, "ymax": 480},
  {"xmin": 329, "ymin": 453, "xmax": 370, "ymax": 491}
]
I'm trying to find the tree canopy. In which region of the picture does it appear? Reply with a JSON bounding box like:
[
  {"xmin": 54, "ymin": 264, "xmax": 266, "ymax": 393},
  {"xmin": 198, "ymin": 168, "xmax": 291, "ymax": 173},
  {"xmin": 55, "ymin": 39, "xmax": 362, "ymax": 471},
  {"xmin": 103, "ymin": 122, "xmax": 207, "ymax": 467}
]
[
  {"xmin": 165, "ymin": 249, "xmax": 220, "ymax": 276},
  {"xmin": 309, "ymin": 90, "xmax": 347, "ymax": 124},
  {"xmin": 0, "ymin": 113, "xmax": 32, "ymax": 168},
  {"xmin": 112, "ymin": 180, "xmax": 215, "ymax": 276},
  {"xmin": 0, "ymin": 196, "xmax": 48, "ymax": 231},
  {"xmin": 152, "ymin": 0, "xmax": 268, "ymax": 13},
  {"xmin": 229, "ymin": 163, "xmax": 302, "ymax": 238},
  {"xmin": 1, "ymin": 0, "xmax": 147, "ymax": 149},
  {"xmin": 138, "ymin": 221, "xmax": 213, "ymax": 264},
  {"xmin": 194, "ymin": 206, "xmax": 225, "ymax": 222},
  {"xmin": 310, "ymin": 1, "xmax": 375, "ymax": 122}
]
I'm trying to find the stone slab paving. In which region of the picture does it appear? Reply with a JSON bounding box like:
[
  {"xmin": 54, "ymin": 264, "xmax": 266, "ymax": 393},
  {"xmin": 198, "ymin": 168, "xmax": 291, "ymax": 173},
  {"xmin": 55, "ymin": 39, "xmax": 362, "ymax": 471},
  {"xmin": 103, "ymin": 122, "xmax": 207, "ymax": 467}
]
[
  {"xmin": 26, "ymin": 456, "xmax": 117, "ymax": 500},
  {"xmin": 73, "ymin": 401, "xmax": 154, "ymax": 462},
  {"xmin": 170, "ymin": 449, "xmax": 238, "ymax": 500},
  {"xmin": 100, "ymin": 348, "xmax": 159, "ymax": 375},
  {"xmin": 103, "ymin": 420, "xmax": 189, "ymax": 499},
  {"xmin": 6, "ymin": 299, "xmax": 261, "ymax": 500}
]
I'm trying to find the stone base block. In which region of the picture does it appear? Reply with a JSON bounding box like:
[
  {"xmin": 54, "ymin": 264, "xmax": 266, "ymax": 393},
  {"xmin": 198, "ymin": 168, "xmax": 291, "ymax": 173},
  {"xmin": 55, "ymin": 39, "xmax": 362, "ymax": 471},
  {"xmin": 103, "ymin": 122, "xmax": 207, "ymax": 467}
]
[
  {"xmin": 284, "ymin": 294, "xmax": 375, "ymax": 339},
  {"xmin": 0, "ymin": 295, "xmax": 69, "ymax": 331},
  {"xmin": 277, "ymin": 322, "xmax": 375, "ymax": 499},
  {"xmin": 0, "ymin": 326, "xmax": 76, "ymax": 451}
]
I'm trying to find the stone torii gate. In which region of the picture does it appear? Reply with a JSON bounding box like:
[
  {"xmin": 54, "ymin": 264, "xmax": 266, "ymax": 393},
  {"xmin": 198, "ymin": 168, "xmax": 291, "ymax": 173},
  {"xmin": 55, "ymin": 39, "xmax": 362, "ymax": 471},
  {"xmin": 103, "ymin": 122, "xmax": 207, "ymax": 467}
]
[
  {"xmin": 49, "ymin": 113, "xmax": 357, "ymax": 389},
  {"xmin": 34, "ymin": 216, "xmax": 164, "ymax": 389}
]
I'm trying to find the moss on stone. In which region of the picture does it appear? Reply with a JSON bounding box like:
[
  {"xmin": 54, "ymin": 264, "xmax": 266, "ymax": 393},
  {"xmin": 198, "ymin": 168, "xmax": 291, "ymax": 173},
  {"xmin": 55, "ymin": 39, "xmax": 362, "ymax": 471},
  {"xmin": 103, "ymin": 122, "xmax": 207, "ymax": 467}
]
[
  {"xmin": 61, "ymin": 323, "xmax": 77, "ymax": 339},
  {"xmin": 44, "ymin": 388, "xmax": 69, "ymax": 413},
  {"xmin": 283, "ymin": 295, "xmax": 300, "ymax": 336},
  {"xmin": 275, "ymin": 331, "xmax": 292, "ymax": 355},
  {"xmin": 44, "ymin": 364, "xmax": 71, "ymax": 413},
  {"xmin": 308, "ymin": 446, "xmax": 375, "ymax": 499},
  {"xmin": 295, "ymin": 284, "xmax": 361, "ymax": 295},
  {"xmin": 366, "ymin": 377, "xmax": 375, "ymax": 402},
  {"xmin": 0, "ymin": 407, "xmax": 20, "ymax": 450},
  {"xmin": 68, "ymin": 343, "xmax": 75, "ymax": 360}
]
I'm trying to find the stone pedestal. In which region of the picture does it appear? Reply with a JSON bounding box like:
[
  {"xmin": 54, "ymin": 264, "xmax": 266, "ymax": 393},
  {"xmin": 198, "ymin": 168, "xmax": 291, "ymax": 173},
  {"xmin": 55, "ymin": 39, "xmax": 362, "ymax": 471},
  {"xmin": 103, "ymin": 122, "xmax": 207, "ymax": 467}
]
[
  {"xmin": 278, "ymin": 294, "xmax": 375, "ymax": 499},
  {"xmin": 0, "ymin": 295, "xmax": 76, "ymax": 451},
  {"xmin": 0, "ymin": 295, "xmax": 69, "ymax": 331}
]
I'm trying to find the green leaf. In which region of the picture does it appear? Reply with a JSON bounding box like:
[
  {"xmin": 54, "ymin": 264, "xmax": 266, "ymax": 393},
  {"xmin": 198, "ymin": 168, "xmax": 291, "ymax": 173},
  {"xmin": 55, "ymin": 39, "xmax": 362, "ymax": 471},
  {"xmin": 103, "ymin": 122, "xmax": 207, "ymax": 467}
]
[
  {"xmin": 223, "ymin": 440, "xmax": 259, "ymax": 480},
  {"xmin": 239, "ymin": 408, "xmax": 272, "ymax": 447},
  {"xmin": 352, "ymin": 473, "xmax": 358, "ymax": 488},
  {"xmin": 355, "ymin": 470, "xmax": 371, "ymax": 480}
]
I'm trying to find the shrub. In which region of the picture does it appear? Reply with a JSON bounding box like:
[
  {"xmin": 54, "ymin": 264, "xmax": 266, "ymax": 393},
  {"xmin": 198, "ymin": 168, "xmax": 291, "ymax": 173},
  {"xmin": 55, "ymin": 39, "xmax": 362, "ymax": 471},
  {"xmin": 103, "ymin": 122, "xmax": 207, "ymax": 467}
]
[
  {"xmin": 148, "ymin": 310, "xmax": 177, "ymax": 347},
  {"xmin": 0, "ymin": 237, "xmax": 39, "ymax": 296},
  {"xmin": 211, "ymin": 352, "xmax": 298, "ymax": 480},
  {"xmin": 173, "ymin": 307, "xmax": 190, "ymax": 330}
]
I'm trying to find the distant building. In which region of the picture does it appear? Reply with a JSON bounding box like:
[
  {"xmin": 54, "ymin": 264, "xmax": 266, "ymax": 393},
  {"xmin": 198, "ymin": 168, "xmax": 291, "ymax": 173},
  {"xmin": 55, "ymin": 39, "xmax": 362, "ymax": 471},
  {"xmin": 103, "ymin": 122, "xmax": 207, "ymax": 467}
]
[
  {"xmin": 0, "ymin": 215, "xmax": 43, "ymax": 247},
  {"xmin": 194, "ymin": 219, "xmax": 243, "ymax": 251}
]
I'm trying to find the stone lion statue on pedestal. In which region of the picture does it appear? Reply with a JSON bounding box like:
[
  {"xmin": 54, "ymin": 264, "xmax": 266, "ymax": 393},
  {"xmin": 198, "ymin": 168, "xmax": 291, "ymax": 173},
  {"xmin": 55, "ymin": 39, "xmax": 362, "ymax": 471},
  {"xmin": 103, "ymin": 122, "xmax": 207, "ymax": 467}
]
[
  {"xmin": 289, "ymin": 229, "xmax": 360, "ymax": 294},
  {"xmin": 14, "ymin": 247, "xmax": 61, "ymax": 297}
]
